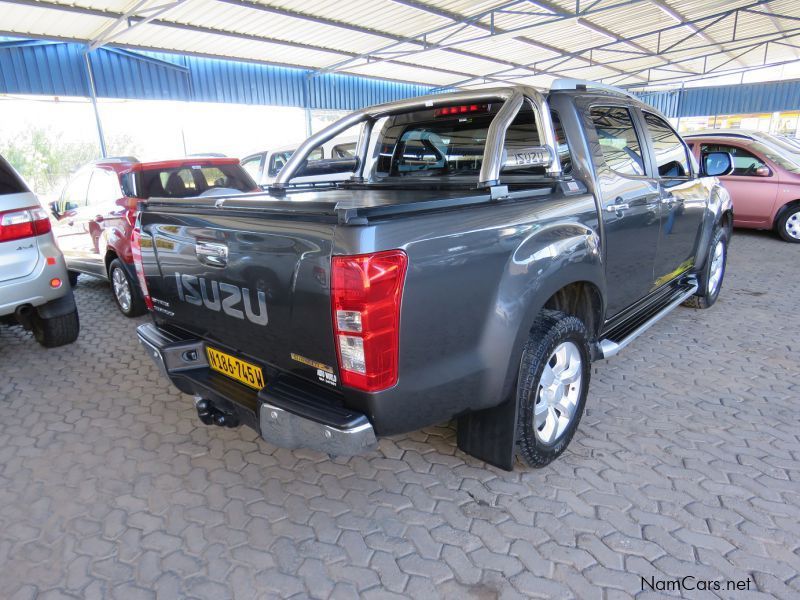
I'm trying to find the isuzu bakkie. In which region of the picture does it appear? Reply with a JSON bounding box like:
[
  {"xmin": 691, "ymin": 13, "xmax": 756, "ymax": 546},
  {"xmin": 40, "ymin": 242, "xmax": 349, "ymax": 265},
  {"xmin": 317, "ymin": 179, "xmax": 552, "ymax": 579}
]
[{"xmin": 136, "ymin": 82, "xmax": 734, "ymax": 470}]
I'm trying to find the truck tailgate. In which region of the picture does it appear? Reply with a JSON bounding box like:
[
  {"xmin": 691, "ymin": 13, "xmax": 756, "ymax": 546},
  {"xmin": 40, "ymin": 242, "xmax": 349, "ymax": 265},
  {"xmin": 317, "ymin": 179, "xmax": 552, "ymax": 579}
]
[{"xmin": 139, "ymin": 205, "xmax": 339, "ymax": 387}]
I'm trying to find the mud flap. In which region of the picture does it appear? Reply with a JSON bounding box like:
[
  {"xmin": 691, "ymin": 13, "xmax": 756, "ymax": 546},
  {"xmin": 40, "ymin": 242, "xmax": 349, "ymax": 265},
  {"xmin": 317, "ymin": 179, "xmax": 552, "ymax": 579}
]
[
  {"xmin": 36, "ymin": 291, "xmax": 77, "ymax": 319},
  {"xmin": 457, "ymin": 394, "xmax": 518, "ymax": 471}
]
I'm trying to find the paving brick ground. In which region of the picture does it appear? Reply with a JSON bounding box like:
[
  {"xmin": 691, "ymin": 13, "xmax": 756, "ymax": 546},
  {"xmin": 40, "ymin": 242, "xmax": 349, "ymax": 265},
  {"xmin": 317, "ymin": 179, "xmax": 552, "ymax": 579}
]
[{"xmin": 1, "ymin": 229, "xmax": 798, "ymax": 599}]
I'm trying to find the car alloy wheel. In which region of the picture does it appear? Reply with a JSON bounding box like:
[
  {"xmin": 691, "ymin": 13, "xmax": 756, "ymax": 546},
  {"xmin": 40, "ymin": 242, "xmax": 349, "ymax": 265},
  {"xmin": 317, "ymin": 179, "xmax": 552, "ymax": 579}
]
[
  {"xmin": 533, "ymin": 341, "xmax": 583, "ymax": 444},
  {"xmin": 785, "ymin": 209, "xmax": 800, "ymax": 241},
  {"xmin": 707, "ymin": 237, "xmax": 725, "ymax": 296},
  {"xmin": 112, "ymin": 266, "xmax": 132, "ymax": 313}
]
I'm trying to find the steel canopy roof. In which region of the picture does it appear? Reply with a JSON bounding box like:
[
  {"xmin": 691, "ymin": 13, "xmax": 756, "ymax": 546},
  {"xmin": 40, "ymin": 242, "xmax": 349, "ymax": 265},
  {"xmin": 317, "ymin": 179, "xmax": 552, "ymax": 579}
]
[{"xmin": 0, "ymin": 0, "xmax": 798, "ymax": 90}]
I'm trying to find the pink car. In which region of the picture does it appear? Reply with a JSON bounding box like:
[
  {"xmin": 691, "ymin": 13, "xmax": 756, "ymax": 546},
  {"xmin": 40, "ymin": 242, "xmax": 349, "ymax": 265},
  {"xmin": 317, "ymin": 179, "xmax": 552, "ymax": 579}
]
[{"xmin": 685, "ymin": 130, "xmax": 800, "ymax": 242}]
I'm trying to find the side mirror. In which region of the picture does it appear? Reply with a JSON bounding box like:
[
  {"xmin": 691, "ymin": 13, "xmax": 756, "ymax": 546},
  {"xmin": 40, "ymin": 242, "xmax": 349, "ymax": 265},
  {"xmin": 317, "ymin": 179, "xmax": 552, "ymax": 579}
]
[
  {"xmin": 755, "ymin": 165, "xmax": 771, "ymax": 177},
  {"xmin": 49, "ymin": 200, "xmax": 61, "ymax": 218},
  {"xmin": 702, "ymin": 152, "xmax": 733, "ymax": 177}
]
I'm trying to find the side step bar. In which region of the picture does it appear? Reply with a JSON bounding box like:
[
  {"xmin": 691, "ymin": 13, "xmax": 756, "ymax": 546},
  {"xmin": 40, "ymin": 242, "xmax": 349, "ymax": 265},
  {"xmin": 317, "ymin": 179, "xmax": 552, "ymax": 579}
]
[{"xmin": 598, "ymin": 282, "xmax": 698, "ymax": 359}]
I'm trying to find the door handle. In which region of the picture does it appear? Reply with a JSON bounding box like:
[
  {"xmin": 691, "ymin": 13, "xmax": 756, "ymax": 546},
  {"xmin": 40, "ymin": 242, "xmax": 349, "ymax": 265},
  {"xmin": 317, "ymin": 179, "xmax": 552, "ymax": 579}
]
[
  {"xmin": 605, "ymin": 202, "xmax": 630, "ymax": 212},
  {"xmin": 195, "ymin": 240, "xmax": 228, "ymax": 267},
  {"xmin": 660, "ymin": 197, "xmax": 676, "ymax": 205}
]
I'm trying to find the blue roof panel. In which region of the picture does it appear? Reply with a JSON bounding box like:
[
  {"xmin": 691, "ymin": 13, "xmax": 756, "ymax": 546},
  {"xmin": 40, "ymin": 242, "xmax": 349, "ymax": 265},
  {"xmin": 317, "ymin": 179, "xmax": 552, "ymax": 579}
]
[{"xmin": 0, "ymin": 37, "xmax": 437, "ymax": 110}]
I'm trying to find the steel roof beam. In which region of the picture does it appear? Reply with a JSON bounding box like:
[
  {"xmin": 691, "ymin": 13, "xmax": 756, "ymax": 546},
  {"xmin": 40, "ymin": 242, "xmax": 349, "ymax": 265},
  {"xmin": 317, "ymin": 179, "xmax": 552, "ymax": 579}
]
[
  {"xmin": 88, "ymin": 0, "xmax": 188, "ymax": 51},
  {"xmin": 383, "ymin": 0, "xmax": 650, "ymax": 80},
  {"xmin": 445, "ymin": 0, "xmax": 774, "ymax": 88},
  {"xmin": 650, "ymin": 0, "xmax": 749, "ymax": 68},
  {"xmin": 0, "ymin": 0, "xmax": 496, "ymax": 85},
  {"xmin": 621, "ymin": 55, "xmax": 800, "ymax": 89},
  {"xmin": 600, "ymin": 28, "xmax": 800, "ymax": 84},
  {"xmin": 565, "ymin": 22, "xmax": 800, "ymax": 79}
]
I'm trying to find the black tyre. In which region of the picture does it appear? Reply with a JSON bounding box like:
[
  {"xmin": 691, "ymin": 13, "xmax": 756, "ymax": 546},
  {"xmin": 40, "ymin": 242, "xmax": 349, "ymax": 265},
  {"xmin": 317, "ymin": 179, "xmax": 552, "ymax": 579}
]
[
  {"xmin": 33, "ymin": 309, "xmax": 80, "ymax": 347},
  {"xmin": 776, "ymin": 205, "xmax": 800, "ymax": 243},
  {"xmin": 516, "ymin": 310, "xmax": 591, "ymax": 468},
  {"xmin": 67, "ymin": 270, "xmax": 80, "ymax": 287},
  {"xmin": 109, "ymin": 258, "xmax": 146, "ymax": 317},
  {"xmin": 684, "ymin": 227, "xmax": 727, "ymax": 309}
]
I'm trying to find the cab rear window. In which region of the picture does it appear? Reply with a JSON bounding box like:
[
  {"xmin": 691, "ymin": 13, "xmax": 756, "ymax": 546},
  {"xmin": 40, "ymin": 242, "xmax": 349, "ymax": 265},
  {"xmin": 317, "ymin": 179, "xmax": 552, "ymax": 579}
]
[
  {"xmin": 373, "ymin": 102, "xmax": 545, "ymax": 178},
  {"xmin": 137, "ymin": 164, "xmax": 255, "ymax": 198}
]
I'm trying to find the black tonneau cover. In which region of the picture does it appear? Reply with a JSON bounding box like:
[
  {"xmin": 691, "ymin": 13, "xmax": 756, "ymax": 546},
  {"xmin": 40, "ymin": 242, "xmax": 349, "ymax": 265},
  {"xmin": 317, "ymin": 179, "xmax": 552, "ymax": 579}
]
[{"xmin": 143, "ymin": 183, "xmax": 565, "ymax": 225}]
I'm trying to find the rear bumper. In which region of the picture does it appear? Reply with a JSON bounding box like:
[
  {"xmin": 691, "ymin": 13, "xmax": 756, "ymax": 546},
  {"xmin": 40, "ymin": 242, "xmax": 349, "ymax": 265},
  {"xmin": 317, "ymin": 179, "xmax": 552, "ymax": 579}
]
[
  {"xmin": 137, "ymin": 323, "xmax": 377, "ymax": 456},
  {"xmin": 0, "ymin": 234, "xmax": 71, "ymax": 317}
]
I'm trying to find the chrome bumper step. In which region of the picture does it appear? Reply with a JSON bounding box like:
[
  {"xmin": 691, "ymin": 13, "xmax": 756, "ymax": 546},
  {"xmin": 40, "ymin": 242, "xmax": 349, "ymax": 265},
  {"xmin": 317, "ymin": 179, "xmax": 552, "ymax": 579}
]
[{"xmin": 598, "ymin": 281, "xmax": 698, "ymax": 359}]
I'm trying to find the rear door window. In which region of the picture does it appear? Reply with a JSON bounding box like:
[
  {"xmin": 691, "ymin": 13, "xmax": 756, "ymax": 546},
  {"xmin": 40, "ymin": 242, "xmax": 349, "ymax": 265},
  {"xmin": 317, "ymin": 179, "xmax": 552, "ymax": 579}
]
[
  {"xmin": 87, "ymin": 169, "xmax": 122, "ymax": 205},
  {"xmin": 60, "ymin": 170, "xmax": 92, "ymax": 210},
  {"xmin": 643, "ymin": 112, "xmax": 690, "ymax": 178},
  {"xmin": 140, "ymin": 164, "xmax": 256, "ymax": 198},
  {"xmin": 589, "ymin": 106, "xmax": 646, "ymax": 176},
  {"xmin": 0, "ymin": 156, "xmax": 28, "ymax": 195},
  {"xmin": 241, "ymin": 154, "xmax": 263, "ymax": 180}
]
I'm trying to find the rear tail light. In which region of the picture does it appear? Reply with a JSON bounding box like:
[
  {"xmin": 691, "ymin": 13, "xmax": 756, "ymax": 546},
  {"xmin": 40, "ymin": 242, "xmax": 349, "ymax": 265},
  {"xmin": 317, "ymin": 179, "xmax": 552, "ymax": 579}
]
[
  {"xmin": 0, "ymin": 206, "xmax": 51, "ymax": 242},
  {"xmin": 130, "ymin": 225, "xmax": 154, "ymax": 311},
  {"xmin": 331, "ymin": 250, "xmax": 408, "ymax": 392}
]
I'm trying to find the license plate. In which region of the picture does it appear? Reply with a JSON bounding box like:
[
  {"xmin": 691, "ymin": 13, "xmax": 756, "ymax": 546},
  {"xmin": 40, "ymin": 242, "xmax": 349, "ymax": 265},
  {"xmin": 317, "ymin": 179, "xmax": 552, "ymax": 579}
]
[{"xmin": 206, "ymin": 346, "xmax": 265, "ymax": 390}]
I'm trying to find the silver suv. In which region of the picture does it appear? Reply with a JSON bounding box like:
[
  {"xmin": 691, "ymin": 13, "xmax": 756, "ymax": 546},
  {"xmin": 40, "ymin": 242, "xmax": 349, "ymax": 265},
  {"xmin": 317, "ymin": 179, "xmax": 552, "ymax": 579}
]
[{"xmin": 0, "ymin": 155, "xmax": 79, "ymax": 347}]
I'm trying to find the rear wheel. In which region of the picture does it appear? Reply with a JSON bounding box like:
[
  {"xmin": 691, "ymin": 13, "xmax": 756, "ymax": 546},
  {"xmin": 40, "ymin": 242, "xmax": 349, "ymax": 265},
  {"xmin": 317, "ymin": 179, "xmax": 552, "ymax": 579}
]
[
  {"xmin": 684, "ymin": 227, "xmax": 726, "ymax": 309},
  {"xmin": 516, "ymin": 310, "xmax": 591, "ymax": 468},
  {"xmin": 777, "ymin": 205, "xmax": 800, "ymax": 243},
  {"xmin": 109, "ymin": 258, "xmax": 146, "ymax": 317},
  {"xmin": 32, "ymin": 310, "xmax": 80, "ymax": 347}
]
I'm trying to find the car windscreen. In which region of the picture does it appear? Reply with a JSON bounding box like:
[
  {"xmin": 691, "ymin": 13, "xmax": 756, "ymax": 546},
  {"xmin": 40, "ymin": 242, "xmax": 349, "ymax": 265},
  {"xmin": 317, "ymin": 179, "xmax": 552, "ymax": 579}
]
[
  {"xmin": 372, "ymin": 102, "xmax": 545, "ymax": 180},
  {"xmin": 138, "ymin": 164, "xmax": 256, "ymax": 198},
  {"xmin": 752, "ymin": 140, "xmax": 800, "ymax": 174},
  {"xmin": 0, "ymin": 155, "xmax": 29, "ymax": 195}
]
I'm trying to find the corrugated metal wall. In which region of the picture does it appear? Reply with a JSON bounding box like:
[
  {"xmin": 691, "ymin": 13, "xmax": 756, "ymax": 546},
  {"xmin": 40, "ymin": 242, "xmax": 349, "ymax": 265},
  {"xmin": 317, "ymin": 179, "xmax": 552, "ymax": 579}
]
[
  {"xmin": 0, "ymin": 38, "xmax": 436, "ymax": 109},
  {"xmin": 6, "ymin": 37, "xmax": 800, "ymax": 117},
  {"xmin": 636, "ymin": 80, "xmax": 800, "ymax": 118},
  {"xmin": 0, "ymin": 39, "xmax": 88, "ymax": 97}
]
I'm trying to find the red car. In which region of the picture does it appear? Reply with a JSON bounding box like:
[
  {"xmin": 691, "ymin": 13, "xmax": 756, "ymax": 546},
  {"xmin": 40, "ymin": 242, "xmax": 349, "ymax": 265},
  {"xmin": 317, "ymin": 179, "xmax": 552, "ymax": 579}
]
[
  {"xmin": 685, "ymin": 130, "xmax": 800, "ymax": 242},
  {"xmin": 51, "ymin": 157, "xmax": 259, "ymax": 316}
]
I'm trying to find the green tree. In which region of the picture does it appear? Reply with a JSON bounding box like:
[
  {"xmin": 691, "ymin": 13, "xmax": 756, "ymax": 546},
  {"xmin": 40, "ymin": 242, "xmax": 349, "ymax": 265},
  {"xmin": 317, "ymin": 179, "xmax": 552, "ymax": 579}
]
[{"xmin": 0, "ymin": 127, "xmax": 99, "ymax": 196}]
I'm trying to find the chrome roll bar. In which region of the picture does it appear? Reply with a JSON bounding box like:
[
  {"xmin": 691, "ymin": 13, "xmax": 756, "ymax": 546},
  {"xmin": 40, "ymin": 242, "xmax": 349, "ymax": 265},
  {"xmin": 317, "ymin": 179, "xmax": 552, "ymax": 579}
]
[{"xmin": 272, "ymin": 86, "xmax": 561, "ymax": 191}]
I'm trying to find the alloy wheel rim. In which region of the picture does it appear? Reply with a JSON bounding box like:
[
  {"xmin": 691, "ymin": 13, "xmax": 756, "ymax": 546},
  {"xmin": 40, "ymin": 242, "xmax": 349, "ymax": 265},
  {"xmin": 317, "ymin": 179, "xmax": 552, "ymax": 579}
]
[
  {"xmin": 112, "ymin": 267, "xmax": 132, "ymax": 312},
  {"xmin": 786, "ymin": 211, "xmax": 800, "ymax": 240},
  {"xmin": 534, "ymin": 341, "xmax": 582, "ymax": 444},
  {"xmin": 708, "ymin": 239, "xmax": 725, "ymax": 296}
]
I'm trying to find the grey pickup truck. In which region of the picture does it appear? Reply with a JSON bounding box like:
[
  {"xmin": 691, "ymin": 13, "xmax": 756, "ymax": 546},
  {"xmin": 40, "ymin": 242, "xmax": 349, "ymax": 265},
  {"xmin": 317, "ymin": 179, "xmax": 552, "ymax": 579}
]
[{"xmin": 136, "ymin": 82, "xmax": 733, "ymax": 470}]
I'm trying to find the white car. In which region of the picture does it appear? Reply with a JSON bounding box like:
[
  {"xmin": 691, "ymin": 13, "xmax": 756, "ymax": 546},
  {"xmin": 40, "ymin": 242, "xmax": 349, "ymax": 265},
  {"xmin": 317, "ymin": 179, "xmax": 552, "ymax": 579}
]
[
  {"xmin": 0, "ymin": 154, "xmax": 80, "ymax": 347},
  {"xmin": 241, "ymin": 136, "xmax": 358, "ymax": 187}
]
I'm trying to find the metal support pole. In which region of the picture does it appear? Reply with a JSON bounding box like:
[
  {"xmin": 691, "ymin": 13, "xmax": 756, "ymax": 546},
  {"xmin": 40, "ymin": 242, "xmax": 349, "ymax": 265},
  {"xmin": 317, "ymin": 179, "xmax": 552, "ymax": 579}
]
[
  {"xmin": 303, "ymin": 73, "xmax": 313, "ymax": 137},
  {"xmin": 83, "ymin": 50, "xmax": 107, "ymax": 157}
]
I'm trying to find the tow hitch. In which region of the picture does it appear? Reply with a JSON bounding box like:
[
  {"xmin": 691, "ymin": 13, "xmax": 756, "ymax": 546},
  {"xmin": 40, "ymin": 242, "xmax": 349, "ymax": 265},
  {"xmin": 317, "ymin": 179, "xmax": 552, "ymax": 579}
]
[{"xmin": 194, "ymin": 396, "xmax": 239, "ymax": 428}]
